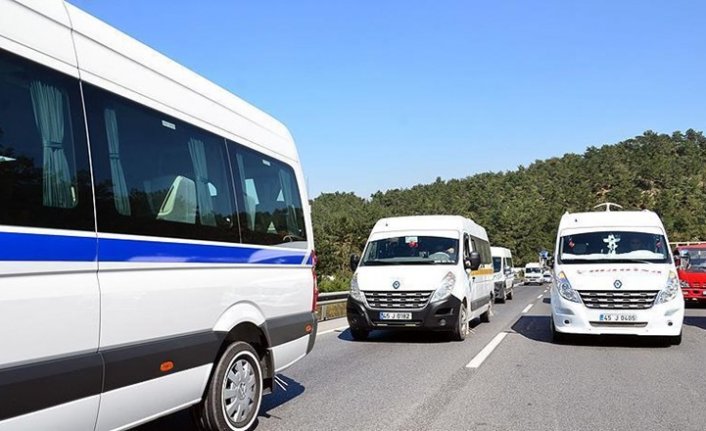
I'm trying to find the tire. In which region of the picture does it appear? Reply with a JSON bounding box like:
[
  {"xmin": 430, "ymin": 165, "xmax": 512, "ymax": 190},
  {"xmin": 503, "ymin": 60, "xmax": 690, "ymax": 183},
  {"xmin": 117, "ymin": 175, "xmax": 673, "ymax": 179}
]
[
  {"xmin": 551, "ymin": 317, "xmax": 567, "ymax": 344},
  {"xmin": 668, "ymin": 332, "xmax": 682, "ymax": 346},
  {"xmin": 480, "ymin": 298, "xmax": 492, "ymax": 323},
  {"xmin": 350, "ymin": 328, "xmax": 369, "ymax": 341},
  {"xmin": 451, "ymin": 302, "xmax": 469, "ymax": 341},
  {"xmin": 193, "ymin": 341, "xmax": 263, "ymax": 431},
  {"xmin": 496, "ymin": 285, "xmax": 506, "ymax": 304}
]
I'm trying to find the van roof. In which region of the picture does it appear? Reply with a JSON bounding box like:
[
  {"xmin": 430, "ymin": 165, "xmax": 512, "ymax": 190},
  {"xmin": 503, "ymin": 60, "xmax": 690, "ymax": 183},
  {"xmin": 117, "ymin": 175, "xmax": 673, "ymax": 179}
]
[
  {"xmin": 371, "ymin": 215, "xmax": 488, "ymax": 240},
  {"xmin": 35, "ymin": 0, "xmax": 299, "ymax": 162},
  {"xmin": 491, "ymin": 246, "xmax": 512, "ymax": 257},
  {"xmin": 525, "ymin": 262, "xmax": 541, "ymax": 268},
  {"xmin": 558, "ymin": 209, "xmax": 665, "ymax": 232}
]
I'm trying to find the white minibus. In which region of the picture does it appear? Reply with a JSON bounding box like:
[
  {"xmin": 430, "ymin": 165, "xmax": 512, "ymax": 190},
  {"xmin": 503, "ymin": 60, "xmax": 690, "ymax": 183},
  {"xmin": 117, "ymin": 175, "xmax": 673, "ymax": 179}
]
[
  {"xmin": 491, "ymin": 246, "xmax": 515, "ymax": 302},
  {"xmin": 524, "ymin": 262, "xmax": 544, "ymax": 285},
  {"xmin": 346, "ymin": 216, "xmax": 494, "ymax": 341},
  {"xmin": 550, "ymin": 207, "xmax": 684, "ymax": 345},
  {"xmin": 0, "ymin": 1, "xmax": 316, "ymax": 430}
]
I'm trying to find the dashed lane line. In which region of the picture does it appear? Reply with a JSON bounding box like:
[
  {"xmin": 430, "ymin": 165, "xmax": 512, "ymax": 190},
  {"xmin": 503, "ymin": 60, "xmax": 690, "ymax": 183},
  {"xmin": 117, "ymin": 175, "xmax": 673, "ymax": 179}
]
[
  {"xmin": 466, "ymin": 332, "xmax": 509, "ymax": 369},
  {"xmin": 318, "ymin": 325, "xmax": 349, "ymax": 335}
]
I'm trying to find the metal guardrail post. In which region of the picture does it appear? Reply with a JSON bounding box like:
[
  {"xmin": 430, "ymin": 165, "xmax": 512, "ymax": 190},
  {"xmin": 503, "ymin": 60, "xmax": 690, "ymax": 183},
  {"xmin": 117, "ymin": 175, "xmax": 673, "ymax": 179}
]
[{"xmin": 316, "ymin": 291, "xmax": 350, "ymax": 321}]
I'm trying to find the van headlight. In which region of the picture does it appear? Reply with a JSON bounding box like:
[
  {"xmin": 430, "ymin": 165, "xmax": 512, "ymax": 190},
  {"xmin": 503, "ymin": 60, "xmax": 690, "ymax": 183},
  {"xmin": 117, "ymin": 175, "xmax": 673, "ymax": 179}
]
[
  {"xmin": 655, "ymin": 272, "xmax": 680, "ymax": 305},
  {"xmin": 556, "ymin": 271, "xmax": 581, "ymax": 303},
  {"xmin": 431, "ymin": 272, "xmax": 456, "ymax": 302},
  {"xmin": 350, "ymin": 273, "xmax": 365, "ymax": 302}
]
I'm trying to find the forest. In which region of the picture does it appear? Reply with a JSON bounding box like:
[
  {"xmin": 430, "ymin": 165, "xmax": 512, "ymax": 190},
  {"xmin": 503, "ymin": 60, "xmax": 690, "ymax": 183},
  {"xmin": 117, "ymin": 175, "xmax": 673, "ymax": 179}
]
[{"xmin": 312, "ymin": 130, "xmax": 706, "ymax": 291}]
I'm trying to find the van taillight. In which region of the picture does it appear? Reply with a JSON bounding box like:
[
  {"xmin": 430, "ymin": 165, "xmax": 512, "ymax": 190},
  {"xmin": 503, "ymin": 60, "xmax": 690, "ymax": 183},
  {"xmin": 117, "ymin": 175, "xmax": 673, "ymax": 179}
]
[{"xmin": 311, "ymin": 250, "xmax": 318, "ymax": 312}]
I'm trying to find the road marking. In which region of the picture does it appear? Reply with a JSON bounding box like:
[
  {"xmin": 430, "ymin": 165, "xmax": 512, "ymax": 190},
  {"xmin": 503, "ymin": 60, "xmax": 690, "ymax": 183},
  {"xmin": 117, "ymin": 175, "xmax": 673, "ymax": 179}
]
[
  {"xmin": 537, "ymin": 294, "xmax": 544, "ymax": 299},
  {"xmin": 522, "ymin": 304, "xmax": 533, "ymax": 313},
  {"xmin": 318, "ymin": 325, "xmax": 349, "ymax": 335},
  {"xmin": 466, "ymin": 332, "xmax": 508, "ymax": 369}
]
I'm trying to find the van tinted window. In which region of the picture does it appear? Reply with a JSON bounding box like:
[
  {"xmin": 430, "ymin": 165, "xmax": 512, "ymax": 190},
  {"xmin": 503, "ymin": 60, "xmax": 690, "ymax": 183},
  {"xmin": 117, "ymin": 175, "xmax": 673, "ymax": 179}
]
[
  {"xmin": 84, "ymin": 85, "xmax": 237, "ymax": 242},
  {"xmin": 0, "ymin": 49, "xmax": 93, "ymax": 231},
  {"xmin": 230, "ymin": 143, "xmax": 307, "ymax": 247}
]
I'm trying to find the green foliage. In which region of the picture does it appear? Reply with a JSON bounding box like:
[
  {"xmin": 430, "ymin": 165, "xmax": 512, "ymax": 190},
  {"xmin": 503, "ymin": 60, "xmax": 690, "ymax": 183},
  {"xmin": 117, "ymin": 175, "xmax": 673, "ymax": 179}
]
[{"xmin": 312, "ymin": 130, "xmax": 706, "ymax": 291}]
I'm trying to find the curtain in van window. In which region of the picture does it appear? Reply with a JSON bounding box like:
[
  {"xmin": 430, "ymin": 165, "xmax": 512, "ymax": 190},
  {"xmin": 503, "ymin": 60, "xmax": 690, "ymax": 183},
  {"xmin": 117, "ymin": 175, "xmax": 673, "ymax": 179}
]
[
  {"xmin": 104, "ymin": 109, "xmax": 131, "ymax": 215},
  {"xmin": 278, "ymin": 169, "xmax": 297, "ymax": 234},
  {"xmin": 187, "ymin": 138, "xmax": 216, "ymax": 226},
  {"xmin": 29, "ymin": 81, "xmax": 73, "ymax": 208},
  {"xmin": 235, "ymin": 153, "xmax": 256, "ymax": 230}
]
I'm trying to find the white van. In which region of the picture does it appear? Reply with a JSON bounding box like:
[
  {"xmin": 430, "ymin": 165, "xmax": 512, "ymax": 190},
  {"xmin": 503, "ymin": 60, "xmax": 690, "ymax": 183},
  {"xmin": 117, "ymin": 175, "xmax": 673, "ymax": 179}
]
[
  {"xmin": 0, "ymin": 2, "xmax": 316, "ymax": 430},
  {"xmin": 346, "ymin": 216, "xmax": 494, "ymax": 341},
  {"xmin": 491, "ymin": 246, "xmax": 515, "ymax": 302},
  {"xmin": 524, "ymin": 262, "xmax": 544, "ymax": 285},
  {"xmin": 550, "ymin": 207, "xmax": 684, "ymax": 344}
]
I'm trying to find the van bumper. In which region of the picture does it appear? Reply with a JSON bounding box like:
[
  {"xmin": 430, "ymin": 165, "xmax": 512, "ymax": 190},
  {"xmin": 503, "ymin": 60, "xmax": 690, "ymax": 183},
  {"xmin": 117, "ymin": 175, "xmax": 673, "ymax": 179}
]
[
  {"xmin": 551, "ymin": 289, "xmax": 684, "ymax": 337},
  {"xmin": 346, "ymin": 295, "xmax": 462, "ymax": 332}
]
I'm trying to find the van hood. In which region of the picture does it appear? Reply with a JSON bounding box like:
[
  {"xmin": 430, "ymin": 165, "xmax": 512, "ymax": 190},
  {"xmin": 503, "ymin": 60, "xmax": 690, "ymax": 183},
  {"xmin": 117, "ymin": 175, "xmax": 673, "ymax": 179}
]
[
  {"xmin": 561, "ymin": 264, "xmax": 672, "ymax": 291},
  {"xmin": 355, "ymin": 265, "xmax": 457, "ymax": 292}
]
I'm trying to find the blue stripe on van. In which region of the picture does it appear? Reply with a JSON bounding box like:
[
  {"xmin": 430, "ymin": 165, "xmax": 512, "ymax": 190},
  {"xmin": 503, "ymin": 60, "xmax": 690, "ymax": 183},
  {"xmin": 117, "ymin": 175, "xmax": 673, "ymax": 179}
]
[
  {"xmin": 0, "ymin": 232, "xmax": 97, "ymax": 262},
  {"xmin": 99, "ymin": 237, "xmax": 305, "ymax": 265},
  {"xmin": 0, "ymin": 231, "xmax": 306, "ymax": 265}
]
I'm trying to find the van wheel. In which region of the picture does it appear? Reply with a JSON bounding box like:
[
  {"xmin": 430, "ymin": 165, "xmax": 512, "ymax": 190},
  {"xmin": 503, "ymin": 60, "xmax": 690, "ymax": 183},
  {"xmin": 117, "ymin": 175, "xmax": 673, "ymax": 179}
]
[
  {"xmin": 496, "ymin": 286, "xmax": 506, "ymax": 304},
  {"xmin": 480, "ymin": 298, "xmax": 492, "ymax": 323},
  {"xmin": 193, "ymin": 342, "xmax": 263, "ymax": 431},
  {"xmin": 451, "ymin": 302, "xmax": 468, "ymax": 341},
  {"xmin": 551, "ymin": 318, "xmax": 567, "ymax": 344},
  {"xmin": 668, "ymin": 332, "xmax": 682, "ymax": 346},
  {"xmin": 350, "ymin": 328, "xmax": 369, "ymax": 341}
]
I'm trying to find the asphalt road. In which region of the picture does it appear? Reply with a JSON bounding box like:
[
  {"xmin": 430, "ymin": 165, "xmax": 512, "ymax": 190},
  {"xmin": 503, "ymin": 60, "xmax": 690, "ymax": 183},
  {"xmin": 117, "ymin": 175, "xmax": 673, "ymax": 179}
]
[{"xmin": 137, "ymin": 285, "xmax": 706, "ymax": 431}]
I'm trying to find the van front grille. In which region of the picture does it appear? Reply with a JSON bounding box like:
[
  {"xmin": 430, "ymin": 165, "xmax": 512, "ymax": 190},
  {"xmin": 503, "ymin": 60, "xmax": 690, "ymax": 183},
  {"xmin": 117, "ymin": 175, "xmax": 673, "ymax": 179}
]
[
  {"xmin": 579, "ymin": 290, "xmax": 658, "ymax": 309},
  {"xmin": 363, "ymin": 291, "xmax": 432, "ymax": 309}
]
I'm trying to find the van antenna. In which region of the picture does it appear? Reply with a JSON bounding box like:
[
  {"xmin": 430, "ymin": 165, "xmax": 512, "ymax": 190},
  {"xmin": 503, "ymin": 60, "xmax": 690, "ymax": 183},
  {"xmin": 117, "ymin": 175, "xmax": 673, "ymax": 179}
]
[{"xmin": 593, "ymin": 202, "xmax": 623, "ymax": 212}]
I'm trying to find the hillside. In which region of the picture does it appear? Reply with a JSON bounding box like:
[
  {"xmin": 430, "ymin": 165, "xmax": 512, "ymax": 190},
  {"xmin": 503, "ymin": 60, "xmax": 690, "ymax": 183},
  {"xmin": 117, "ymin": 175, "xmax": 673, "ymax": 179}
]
[{"xmin": 312, "ymin": 130, "xmax": 706, "ymax": 291}]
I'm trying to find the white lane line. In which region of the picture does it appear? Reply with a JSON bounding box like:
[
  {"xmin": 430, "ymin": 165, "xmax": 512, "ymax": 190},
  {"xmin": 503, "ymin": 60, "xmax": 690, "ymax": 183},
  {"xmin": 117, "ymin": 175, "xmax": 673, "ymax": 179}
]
[
  {"xmin": 318, "ymin": 325, "xmax": 349, "ymax": 335},
  {"xmin": 536, "ymin": 294, "xmax": 544, "ymax": 299},
  {"xmin": 522, "ymin": 304, "xmax": 533, "ymax": 313},
  {"xmin": 466, "ymin": 332, "xmax": 509, "ymax": 369}
]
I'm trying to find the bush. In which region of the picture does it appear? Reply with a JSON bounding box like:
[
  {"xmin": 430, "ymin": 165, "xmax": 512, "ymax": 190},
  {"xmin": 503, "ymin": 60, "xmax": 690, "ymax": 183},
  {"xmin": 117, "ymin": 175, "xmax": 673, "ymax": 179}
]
[{"xmin": 318, "ymin": 273, "xmax": 351, "ymax": 293}]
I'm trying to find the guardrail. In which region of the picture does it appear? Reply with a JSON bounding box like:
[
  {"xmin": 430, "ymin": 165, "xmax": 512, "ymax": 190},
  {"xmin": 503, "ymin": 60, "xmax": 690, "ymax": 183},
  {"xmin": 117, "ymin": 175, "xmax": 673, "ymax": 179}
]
[
  {"xmin": 317, "ymin": 291, "xmax": 349, "ymax": 321},
  {"xmin": 316, "ymin": 279, "xmax": 530, "ymax": 320}
]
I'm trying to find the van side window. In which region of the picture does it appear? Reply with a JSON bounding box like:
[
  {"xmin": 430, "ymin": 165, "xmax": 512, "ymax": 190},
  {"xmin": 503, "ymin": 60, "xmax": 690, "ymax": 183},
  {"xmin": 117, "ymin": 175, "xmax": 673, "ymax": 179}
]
[
  {"xmin": 84, "ymin": 84, "xmax": 236, "ymax": 242},
  {"xmin": 0, "ymin": 49, "xmax": 93, "ymax": 230},
  {"xmin": 230, "ymin": 143, "xmax": 307, "ymax": 247},
  {"xmin": 471, "ymin": 236, "xmax": 492, "ymax": 265}
]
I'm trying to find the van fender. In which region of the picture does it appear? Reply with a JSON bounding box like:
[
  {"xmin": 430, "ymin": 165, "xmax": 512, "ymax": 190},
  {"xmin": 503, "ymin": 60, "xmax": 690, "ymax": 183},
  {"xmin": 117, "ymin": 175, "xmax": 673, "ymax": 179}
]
[{"xmin": 212, "ymin": 301, "xmax": 268, "ymax": 339}]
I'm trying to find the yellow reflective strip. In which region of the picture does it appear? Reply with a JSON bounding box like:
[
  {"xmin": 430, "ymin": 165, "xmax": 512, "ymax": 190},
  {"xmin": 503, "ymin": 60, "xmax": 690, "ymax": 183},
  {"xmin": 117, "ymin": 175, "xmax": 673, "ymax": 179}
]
[{"xmin": 471, "ymin": 268, "xmax": 494, "ymax": 276}]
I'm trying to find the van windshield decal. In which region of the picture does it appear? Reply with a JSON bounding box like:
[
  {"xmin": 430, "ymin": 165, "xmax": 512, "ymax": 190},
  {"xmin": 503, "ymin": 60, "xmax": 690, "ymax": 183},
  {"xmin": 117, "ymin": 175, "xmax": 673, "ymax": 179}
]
[
  {"xmin": 361, "ymin": 236, "xmax": 459, "ymax": 266},
  {"xmin": 559, "ymin": 231, "xmax": 669, "ymax": 264}
]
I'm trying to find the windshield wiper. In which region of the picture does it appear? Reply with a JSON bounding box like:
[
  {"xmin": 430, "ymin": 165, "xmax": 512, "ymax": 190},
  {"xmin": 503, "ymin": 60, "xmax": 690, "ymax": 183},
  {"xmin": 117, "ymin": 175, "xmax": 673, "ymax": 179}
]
[{"xmin": 361, "ymin": 260, "xmax": 394, "ymax": 266}]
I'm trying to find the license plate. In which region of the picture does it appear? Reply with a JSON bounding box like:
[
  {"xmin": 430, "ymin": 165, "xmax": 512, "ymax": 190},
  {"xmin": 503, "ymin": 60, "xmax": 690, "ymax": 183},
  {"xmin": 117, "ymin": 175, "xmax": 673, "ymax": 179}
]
[
  {"xmin": 599, "ymin": 313, "xmax": 638, "ymax": 322},
  {"xmin": 379, "ymin": 312, "xmax": 412, "ymax": 320}
]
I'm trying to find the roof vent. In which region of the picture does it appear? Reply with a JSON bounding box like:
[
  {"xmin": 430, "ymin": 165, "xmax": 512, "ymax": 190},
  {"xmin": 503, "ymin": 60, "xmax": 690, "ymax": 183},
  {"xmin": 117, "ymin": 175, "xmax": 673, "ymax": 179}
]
[{"xmin": 593, "ymin": 202, "xmax": 623, "ymax": 212}]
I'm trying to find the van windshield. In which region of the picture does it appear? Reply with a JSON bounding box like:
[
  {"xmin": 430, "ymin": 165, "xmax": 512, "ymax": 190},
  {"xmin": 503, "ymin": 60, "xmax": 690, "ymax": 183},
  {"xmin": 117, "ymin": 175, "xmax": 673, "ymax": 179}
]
[
  {"xmin": 559, "ymin": 231, "xmax": 670, "ymax": 264},
  {"xmin": 525, "ymin": 267, "xmax": 541, "ymax": 274},
  {"xmin": 361, "ymin": 236, "xmax": 459, "ymax": 266}
]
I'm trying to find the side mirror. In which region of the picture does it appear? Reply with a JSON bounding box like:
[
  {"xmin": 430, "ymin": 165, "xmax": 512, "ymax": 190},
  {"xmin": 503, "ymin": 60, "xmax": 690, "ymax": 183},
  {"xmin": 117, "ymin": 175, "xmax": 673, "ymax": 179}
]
[
  {"xmin": 468, "ymin": 251, "xmax": 481, "ymax": 271},
  {"xmin": 350, "ymin": 254, "xmax": 360, "ymax": 271}
]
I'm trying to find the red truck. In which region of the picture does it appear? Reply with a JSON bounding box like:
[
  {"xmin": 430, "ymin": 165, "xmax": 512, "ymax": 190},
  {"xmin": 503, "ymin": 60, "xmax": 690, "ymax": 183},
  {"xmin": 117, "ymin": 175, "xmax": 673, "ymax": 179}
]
[{"xmin": 675, "ymin": 243, "xmax": 706, "ymax": 303}]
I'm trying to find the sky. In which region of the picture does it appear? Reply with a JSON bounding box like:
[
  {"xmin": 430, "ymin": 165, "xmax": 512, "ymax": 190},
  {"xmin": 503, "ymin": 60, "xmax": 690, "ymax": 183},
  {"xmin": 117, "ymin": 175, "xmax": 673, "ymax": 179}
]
[{"xmin": 68, "ymin": 0, "xmax": 706, "ymax": 199}]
